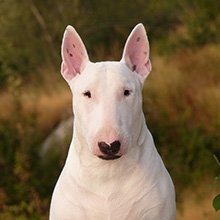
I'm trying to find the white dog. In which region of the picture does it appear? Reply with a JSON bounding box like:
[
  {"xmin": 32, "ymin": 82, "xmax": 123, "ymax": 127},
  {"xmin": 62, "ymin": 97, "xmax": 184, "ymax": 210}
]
[{"xmin": 50, "ymin": 24, "xmax": 176, "ymax": 220}]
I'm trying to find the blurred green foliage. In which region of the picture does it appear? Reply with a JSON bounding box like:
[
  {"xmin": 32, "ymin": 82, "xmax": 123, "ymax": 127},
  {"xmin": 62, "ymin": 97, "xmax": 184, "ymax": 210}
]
[
  {"xmin": 213, "ymin": 156, "xmax": 220, "ymax": 211},
  {"xmin": 1, "ymin": 0, "xmax": 220, "ymax": 219},
  {"xmin": 1, "ymin": 0, "xmax": 220, "ymax": 87},
  {"xmin": 0, "ymin": 88, "xmax": 60, "ymax": 219},
  {"xmin": 182, "ymin": 0, "xmax": 220, "ymax": 45}
]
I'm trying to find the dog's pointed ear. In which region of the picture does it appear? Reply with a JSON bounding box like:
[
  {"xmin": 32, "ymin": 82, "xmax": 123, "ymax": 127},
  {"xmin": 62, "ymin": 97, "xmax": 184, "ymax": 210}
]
[
  {"xmin": 121, "ymin": 23, "xmax": 152, "ymax": 82},
  {"xmin": 61, "ymin": 25, "xmax": 89, "ymax": 83}
]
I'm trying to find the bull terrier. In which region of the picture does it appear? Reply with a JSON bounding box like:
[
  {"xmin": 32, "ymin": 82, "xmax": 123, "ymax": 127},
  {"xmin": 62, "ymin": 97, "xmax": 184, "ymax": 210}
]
[{"xmin": 50, "ymin": 23, "xmax": 176, "ymax": 220}]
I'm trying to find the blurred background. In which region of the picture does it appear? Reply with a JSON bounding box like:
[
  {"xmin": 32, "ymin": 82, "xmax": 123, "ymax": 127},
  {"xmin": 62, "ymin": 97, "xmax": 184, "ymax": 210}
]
[{"xmin": 0, "ymin": 0, "xmax": 220, "ymax": 219}]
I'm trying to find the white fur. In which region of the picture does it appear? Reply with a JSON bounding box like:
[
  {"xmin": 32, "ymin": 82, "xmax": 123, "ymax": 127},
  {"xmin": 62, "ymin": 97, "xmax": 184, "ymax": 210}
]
[{"xmin": 50, "ymin": 24, "xmax": 176, "ymax": 220}]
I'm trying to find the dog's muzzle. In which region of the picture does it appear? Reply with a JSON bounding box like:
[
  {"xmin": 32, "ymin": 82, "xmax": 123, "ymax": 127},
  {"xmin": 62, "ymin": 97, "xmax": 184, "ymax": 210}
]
[{"xmin": 97, "ymin": 141, "xmax": 121, "ymax": 160}]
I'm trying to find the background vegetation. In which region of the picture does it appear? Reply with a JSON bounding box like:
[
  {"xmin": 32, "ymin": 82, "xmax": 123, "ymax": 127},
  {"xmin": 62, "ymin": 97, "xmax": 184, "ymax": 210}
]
[{"xmin": 0, "ymin": 0, "xmax": 220, "ymax": 219}]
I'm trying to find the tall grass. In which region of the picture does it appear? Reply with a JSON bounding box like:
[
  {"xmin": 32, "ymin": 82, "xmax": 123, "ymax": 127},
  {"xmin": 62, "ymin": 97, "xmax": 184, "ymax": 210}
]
[
  {"xmin": 144, "ymin": 45, "xmax": 220, "ymax": 191},
  {"xmin": 0, "ymin": 45, "xmax": 220, "ymax": 219},
  {"xmin": 0, "ymin": 69, "xmax": 71, "ymax": 220}
]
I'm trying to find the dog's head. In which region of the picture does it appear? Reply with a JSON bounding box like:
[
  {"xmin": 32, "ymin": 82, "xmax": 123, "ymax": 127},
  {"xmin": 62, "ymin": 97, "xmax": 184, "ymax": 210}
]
[{"xmin": 61, "ymin": 24, "xmax": 152, "ymax": 160}]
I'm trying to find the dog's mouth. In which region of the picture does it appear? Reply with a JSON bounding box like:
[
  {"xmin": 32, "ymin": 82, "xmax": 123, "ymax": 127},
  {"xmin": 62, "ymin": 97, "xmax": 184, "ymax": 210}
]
[{"xmin": 98, "ymin": 155, "xmax": 121, "ymax": 160}]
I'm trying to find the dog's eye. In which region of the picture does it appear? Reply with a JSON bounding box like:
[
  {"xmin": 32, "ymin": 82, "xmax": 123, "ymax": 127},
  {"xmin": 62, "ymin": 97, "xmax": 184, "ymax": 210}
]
[
  {"xmin": 124, "ymin": 89, "xmax": 131, "ymax": 97},
  {"xmin": 83, "ymin": 91, "xmax": 91, "ymax": 98}
]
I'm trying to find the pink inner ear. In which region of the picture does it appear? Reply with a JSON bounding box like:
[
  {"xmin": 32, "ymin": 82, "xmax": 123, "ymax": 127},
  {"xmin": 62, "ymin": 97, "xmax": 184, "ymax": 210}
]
[
  {"xmin": 123, "ymin": 24, "xmax": 152, "ymax": 79},
  {"xmin": 61, "ymin": 26, "xmax": 88, "ymax": 82}
]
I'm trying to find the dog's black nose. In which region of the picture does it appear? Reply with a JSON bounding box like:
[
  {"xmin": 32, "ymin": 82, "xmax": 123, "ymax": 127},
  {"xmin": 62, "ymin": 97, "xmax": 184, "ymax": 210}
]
[{"xmin": 98, "ymin": 140, "xmax": 121, "ymax": 155}]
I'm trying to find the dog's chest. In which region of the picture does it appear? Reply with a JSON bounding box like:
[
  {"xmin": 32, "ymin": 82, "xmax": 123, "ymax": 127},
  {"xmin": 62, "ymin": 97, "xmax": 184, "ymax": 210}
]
[
  {"xmin": 71, "ymin": 183, "xmax": 151, "ymax": 220},
  {"xmin": 57, "ymin": 165, "xmax": 156, "ymax": 220}
]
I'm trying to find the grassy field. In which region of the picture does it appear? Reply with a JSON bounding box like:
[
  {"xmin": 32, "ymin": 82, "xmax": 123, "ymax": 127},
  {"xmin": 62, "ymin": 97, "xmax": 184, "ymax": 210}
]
[{"xmin": 0, "ymin": 44, "xmax": 220, "ymax": 219}]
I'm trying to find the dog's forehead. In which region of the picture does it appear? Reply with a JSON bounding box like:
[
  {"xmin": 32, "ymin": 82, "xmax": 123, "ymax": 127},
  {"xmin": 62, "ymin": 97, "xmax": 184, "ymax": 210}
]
[{"xmin": 72, "ymin": 61, "xmax": 138, "ymax": 91}]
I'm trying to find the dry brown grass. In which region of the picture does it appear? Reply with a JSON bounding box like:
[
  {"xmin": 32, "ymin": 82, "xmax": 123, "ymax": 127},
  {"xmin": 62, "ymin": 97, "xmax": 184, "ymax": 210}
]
[
  {"xmin": 36, "ymin": 89, "xmax": 71, "ymax": 133},
  {"xmin": 177, "ymin": 183, "xmax": 220, "ymax": 220},
  {"xmin": 144, "ymin": 45, "xmax": 220, "ymax": 133},
  {"xmin": 0, "ymin": 69, "xmax": 72, "ymax": 135},
  {"xmin": 0, "ymin": 92, "xmax": 14, "ymax": 120}
]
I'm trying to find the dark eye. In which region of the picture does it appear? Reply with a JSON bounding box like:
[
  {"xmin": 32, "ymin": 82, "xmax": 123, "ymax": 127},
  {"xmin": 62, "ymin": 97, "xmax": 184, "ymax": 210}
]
[
  {"xmin": 124, "ymin": 89, "xmax": 131, "ymax": 96},
  {"xmin": 83, "ymin": 91, "xmax": 91, "ymax": 98}
]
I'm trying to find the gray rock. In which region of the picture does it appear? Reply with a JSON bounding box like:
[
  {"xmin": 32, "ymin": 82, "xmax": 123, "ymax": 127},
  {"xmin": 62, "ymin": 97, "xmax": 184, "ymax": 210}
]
[{"xmin": 41, "ymin": 117, "xmax": 73, "ymax": 158}]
